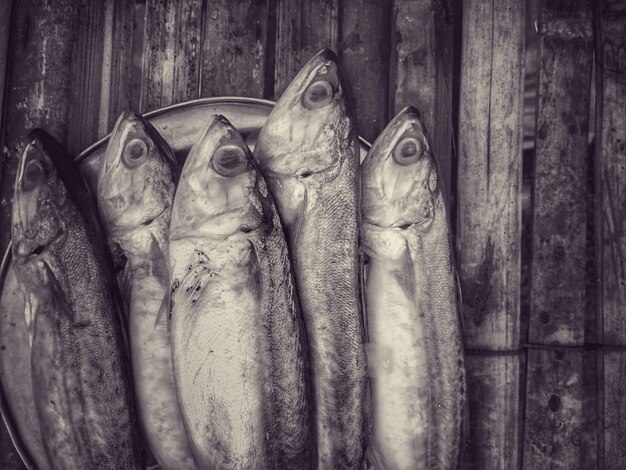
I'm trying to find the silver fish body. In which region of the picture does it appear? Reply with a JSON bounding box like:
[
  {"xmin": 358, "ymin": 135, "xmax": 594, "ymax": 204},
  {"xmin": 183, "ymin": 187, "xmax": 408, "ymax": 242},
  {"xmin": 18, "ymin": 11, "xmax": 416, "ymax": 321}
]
[
  {"xmin": 11, "ymin": 130, "xmax": 140, "ymax": 469},
  {"xmin": 97, "ymin": 112, "xmax": 196, "ymax": 469},
  {"xmin": 255, "ymin": 49, "xmax": 368, "ymax": 469},
  {"xmin": 361, "ymin": 108, "xmax": 466, "ymax": 470},
  {"xmin": 169, "ymin": 115, "xmax": 312, "ymax": 470}
]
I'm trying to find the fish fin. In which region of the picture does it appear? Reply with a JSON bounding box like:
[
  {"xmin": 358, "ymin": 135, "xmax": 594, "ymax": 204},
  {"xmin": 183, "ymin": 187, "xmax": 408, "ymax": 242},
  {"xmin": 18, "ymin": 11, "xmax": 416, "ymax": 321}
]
[
  {"xmin": 292, "ymin": 187, "xmax": 307, "ymax": 250},
  {"xmin": 24, "ymin": 292, "xmax": 37, "ymax": 347},
  {"xmin": 154, "ymin": 292, "xmax": 171, "ymax": 331},
  {"xmin": 147, "ymin": 232, "xmax": 170, "ymax": 289},
  {"xmin": 246, "ymin": 241, "xmax": 262, "ymax": 300},
  {"xmin": 454, "ymin": 267, "xmax": 466, "ymax": 336}
]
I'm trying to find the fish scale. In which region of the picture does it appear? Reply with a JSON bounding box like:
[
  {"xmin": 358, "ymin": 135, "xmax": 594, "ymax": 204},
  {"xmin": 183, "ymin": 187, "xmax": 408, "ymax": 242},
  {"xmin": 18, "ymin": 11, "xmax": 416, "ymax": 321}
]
[
  {"xmin": 11, "ymin": 129, "xmax": 139, "ymax": 469},
  {"xmin": 362, "ymin": 107, "xmax": 466, "ymax": 470},
  {"xmin": 96, "ymin": 111, "xmax": 196, "ymax": 470},
  {"xmin": 255, "ymin": 49, "xmax": 368, "ymax": 469},
  {"xmin": 169, "ymin": 115, "xmax": 312, "ymax": 470}
]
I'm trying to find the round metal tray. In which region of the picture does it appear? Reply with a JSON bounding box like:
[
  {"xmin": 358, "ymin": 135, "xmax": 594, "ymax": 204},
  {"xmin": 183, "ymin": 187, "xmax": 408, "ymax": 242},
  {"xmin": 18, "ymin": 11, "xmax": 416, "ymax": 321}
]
[{"xmin": 0, "ymin": 97, "xmax": 370, "ymax": 469}]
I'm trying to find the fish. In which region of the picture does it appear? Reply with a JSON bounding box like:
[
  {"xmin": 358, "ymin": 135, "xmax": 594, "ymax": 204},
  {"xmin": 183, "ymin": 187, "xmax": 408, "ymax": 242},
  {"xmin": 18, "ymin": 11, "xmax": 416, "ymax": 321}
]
[
  {"xmin": 168, "ymin": 115, "xmax": 313, "ymax": 470},
  {"xmin": 96, "ymin": 112, "xmax": 196, "ymax": 470},
  {"xmin": 11, "ymin": 129, "xmax": 140, "ymax": 469},
  {"xmin": 361, "ymin": 107, "xmax": 466, "ymax": 470},
  {"xmin": 254, "ymin": 49, "xmax": 368, "ymax": 469}
]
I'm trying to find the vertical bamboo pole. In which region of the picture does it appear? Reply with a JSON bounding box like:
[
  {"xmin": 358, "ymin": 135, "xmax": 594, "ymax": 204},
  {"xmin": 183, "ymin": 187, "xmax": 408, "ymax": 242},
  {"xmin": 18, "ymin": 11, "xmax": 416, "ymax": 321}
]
[
  {"xmin": 457, "ymin": 0, "xmax": 525, "ymax": 468},
  {"xmin": 274, "ymin": 0, "xmax": 338, "ymax": 98},
  {"xmin": 141, "ymin": 0, "xmax": 203, "ymax": 113},
  {"xmin": 0, "ymin": 0, "xmax": 12, "ymax": 147},
  {"xmin": 100, "ymin": 0, "xmax": 137, "ymax": 132},
  {"xmin": 523, "ymin": 1, "xmax": 595, "ymax": 468},
  {"xmin": 338, "ymin": 0, "xmax": 391, "ymax": 144},
  {"xmin": 390, "ymin": 0, "xmax": 456, "ymax": 199},
  {"xmin": 596, "ymin": 0, "xmax": 626, "ymax": 467},
  {"xmin": 66, "ymin": 0, "xmax": 107, "ymax": 154},
  {"xmin": 200, "ymin": 0, "xmax": 269, "ymax": 99}
]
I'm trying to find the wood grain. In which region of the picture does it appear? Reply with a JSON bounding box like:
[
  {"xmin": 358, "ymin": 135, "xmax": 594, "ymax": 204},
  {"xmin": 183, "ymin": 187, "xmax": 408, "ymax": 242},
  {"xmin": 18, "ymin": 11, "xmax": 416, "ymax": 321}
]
[
  {"xmin": 141, "ymin": 0, "xmax": 203, "ymax": 112},
  {"xmin": 67, "ymin": 0, "xmax": 106, "ymax": 154},
  {"xmin": 274, "ymin": 0, "xmax": 338, "ymax": 98},
  {"xmin": 0, "ymin": 0, "xmax": 13, "ymax": 153},
  {"xmin": 463, "ymin": 355, "xmax": 519, "ymax": 469},
  {"xmin": 523, "ymin": 1, "xmax": 595, "ymax": 468},
  {"xmin": 103, "ymin": 0, "xmax": 137, "ymax": 131},
  {"xmin": 390, "ymin": 0, "xmax": 456, "ymax": 198},
  {"xmin": 338, "ymin": 0, "xmax": 390, "ymax": 144},
  {"xmin": 524, "ymin": 350, "xmax": 598, "ymax": 469},
  {"xmin": 596, "ymin": 0, "xmax": 626, "ymax": 467},
  {"xmin": 456, "ymin": 0, "xmax": 525, "ymax": 468},
  {"xmin": 200, "ymin": 0, "xmax": 268, "ymax": 99}
]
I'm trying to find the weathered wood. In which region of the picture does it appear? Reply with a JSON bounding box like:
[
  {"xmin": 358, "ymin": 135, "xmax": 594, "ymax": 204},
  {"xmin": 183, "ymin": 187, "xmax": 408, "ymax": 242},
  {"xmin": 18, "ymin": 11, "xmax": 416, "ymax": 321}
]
[
  {"xmin": 390, "ymin": 0, "xmax": 455, "ymax": 198},
  {"xmin": 463, "ymin": 355, "xmax": 519, "ymax": 469},
  {"xmin": 596, "ymin": 0, "xmax": 626, "ymax": 467},
  {"xmin": 141, "ymin": 0, "xmax": 203, "ymax": 112},
  {"xmin": 338, "ymin": 0, "xmax": 390, "ymax": 144},
  {"xmin": 67, "ymin": 0, "xmax": 106, "ymax": 154},
  {"xmin": 106, "ymin": 0, "xmax": 139, "ymax": 128},
  {"xmin": 524, "ymin": 350, "xmax": 598, "ymax": 469},
  {"xmin": 274, "ymin": 0, "xmax": 338, "ymax": 98},
  {"xmin": 524, "ymin": 1, "xmax": 595, "ymax": 468},
  {"xmin": 200, "ymin": 0, "xmax": 268, "ymax": 99},
  {"xmin": 457, "ymin": 0, "xmax": 524, "ymax": 468},
  {"xmin": 0, "ymin": 0, "xmax": 13, "ymax": 150}
]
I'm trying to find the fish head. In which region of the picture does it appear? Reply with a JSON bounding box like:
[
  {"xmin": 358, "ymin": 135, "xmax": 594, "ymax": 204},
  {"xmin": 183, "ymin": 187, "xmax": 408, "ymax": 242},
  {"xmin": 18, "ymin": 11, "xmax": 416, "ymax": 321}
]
[
  {"xmin": 170, "ymin": 115, "xmax": 268, "ymax": 241},
  {"xmin": 361, "ymin": 107, "xmax": 441, "ymax": 231},
  {"xmin": 98, "ymin": 111, "xmax": 179, "ymax": 235},
  {"xmin": 255, "ymin": 49, "xmax": 355, "ymax": 181},
  {"xmin": 12, "ymin": 130, "xmax": 70, "ymax": 272}
]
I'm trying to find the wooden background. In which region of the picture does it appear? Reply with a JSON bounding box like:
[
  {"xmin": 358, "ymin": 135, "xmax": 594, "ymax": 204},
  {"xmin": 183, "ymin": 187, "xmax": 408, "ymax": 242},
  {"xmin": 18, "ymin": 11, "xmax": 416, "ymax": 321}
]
[{"xmin": 0, "ymin": 0, "xmax": 625, "ymax": 469}]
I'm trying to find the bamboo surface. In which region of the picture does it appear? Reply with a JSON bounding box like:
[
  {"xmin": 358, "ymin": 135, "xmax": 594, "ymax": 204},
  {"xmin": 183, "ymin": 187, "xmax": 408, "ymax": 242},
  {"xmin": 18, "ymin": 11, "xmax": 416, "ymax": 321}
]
[
  {"xmin": 390, "ymin": 0, "xmax": 455, "ymax": 199},
  {"xmin": 457, "ymin": 0, "xmax": 525, "ymax": 468},
  {"xmin": 1, "ymin": 1, "xmax": 626, "ymax": 469},
  {"xmin": 596, "ymin": 0, "xmax": 626, "ymax": 468},
  {"xmin": 523, "ymin": 1, "xmax": 595, "ymax": 468}
]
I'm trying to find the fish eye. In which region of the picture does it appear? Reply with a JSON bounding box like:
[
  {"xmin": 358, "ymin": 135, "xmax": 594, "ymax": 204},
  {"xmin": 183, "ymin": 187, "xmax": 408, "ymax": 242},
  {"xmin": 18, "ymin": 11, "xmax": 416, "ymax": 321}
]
[
  {"xmin": 212, "ymin": 145, "xmax": 248, "ymax": 177},
  {"xmin": 392, "ymin": 137, "xmax": 424, "ymax": 166},
  {"xmin": 22, "ymin": 159, "xmax": 45, "ymax": 191},
  {"xmin": 122, "ymin": 138, "xmax": 148, "ymax": 168},
  {"xmin": 303, "ymin": 80, "xmax": 333, "ymax": 109}
]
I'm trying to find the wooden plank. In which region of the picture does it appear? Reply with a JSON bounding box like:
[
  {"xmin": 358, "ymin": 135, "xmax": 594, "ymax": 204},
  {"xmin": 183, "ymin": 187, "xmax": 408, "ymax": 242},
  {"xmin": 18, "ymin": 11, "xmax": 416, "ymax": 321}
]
[
  {"xmin": 390, "ymin": 0, "xmax": 456, "ymax": 199},
  {"xmin": 596, "ymin": 0, "xmax": 626, "ymax": 467},
  {"xmin": 141, "ymin": 0, "xmax": 203, "ymax": 113},
  {"xmin": 524, "ymin": 350, "xmax": 598, "ymax": 469},
  {"xmin": 274, "ymin": 0, "xmax": 338, "ymax": 98},
  {"xmin": 67, "ymin": 0, "xmax": 106, "ymax": 154},
  {"xmin": 95, "ymin": 0, "xmax": 138, "ymax": 132},
  {"xmin": 456, "ymin": 0, "xmax": 525, "ymax": 468},
  {"xmin": 464, "ymin": 355, "xmax": 519, "ymax": 469},
  {"xmin": 0, "ymin": 0, "xmax": 13, "ymax": 150},
  {"xmin": 338, "ymin": 0, "xmax": 391, "ymax": 144},
  {"xmin": 200, "ymin": 0, "xmax": 269, "ymax": 99},
  {"xmin": 523, "ymin": 1, "xmax": 595, "ymax": 468}
]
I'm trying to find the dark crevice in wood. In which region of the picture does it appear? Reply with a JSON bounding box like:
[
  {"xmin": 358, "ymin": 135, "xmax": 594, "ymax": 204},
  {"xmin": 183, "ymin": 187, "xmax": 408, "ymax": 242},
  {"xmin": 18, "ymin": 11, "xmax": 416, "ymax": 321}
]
[{"xmin": 263, "ymin": 0, "xmax": 277, "ymax": 100}]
